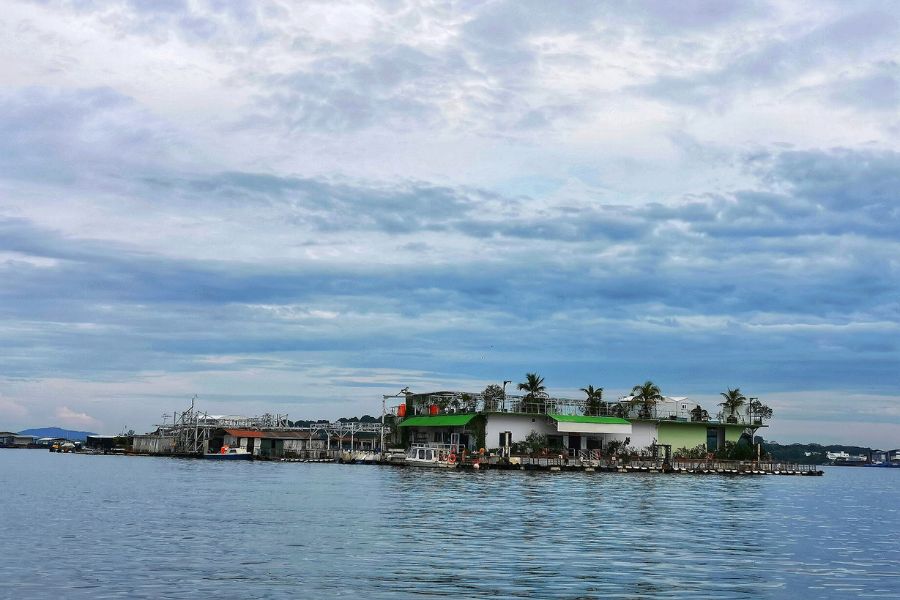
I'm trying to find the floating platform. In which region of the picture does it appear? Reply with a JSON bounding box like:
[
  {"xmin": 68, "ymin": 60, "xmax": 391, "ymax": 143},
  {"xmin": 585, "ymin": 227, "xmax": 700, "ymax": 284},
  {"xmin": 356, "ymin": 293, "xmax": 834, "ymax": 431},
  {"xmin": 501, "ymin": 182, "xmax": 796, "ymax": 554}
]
[{"xmin": 373, "ymin": 456, "xmax": 824, "ymax": 476}]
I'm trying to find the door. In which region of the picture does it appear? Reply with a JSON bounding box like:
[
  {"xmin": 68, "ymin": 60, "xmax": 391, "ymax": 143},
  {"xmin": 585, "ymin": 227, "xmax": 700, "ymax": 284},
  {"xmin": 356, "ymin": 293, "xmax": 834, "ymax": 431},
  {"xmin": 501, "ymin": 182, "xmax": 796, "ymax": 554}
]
[{"xmin": 706, "ymin": 427, "xmax": 719, "ymax": 451}]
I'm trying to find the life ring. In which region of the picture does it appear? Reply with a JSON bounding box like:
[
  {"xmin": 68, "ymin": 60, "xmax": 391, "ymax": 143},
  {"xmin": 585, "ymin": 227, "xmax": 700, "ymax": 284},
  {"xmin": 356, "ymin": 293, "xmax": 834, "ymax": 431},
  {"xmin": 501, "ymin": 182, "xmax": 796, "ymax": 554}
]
[{"xmin": 447, "ymin": 453, "xmax": 456, "ymax": 463}]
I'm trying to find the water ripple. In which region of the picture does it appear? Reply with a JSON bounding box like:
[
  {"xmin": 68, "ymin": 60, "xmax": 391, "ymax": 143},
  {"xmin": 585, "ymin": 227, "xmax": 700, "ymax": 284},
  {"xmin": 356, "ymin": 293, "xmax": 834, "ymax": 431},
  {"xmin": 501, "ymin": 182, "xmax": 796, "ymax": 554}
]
[{"xmin": 1, "ymin": 453, "xmax": 898, "ymax": 599}]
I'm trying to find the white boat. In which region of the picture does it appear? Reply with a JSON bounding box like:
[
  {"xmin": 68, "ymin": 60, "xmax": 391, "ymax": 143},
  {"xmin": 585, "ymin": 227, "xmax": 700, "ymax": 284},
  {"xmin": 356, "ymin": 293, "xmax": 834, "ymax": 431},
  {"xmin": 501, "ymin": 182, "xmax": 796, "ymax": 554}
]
[
  {"xmin": 404, "ymin": 445, "xmax": 459, "ymax": 468},
  {"xmin": 204, "ymin": 445, "xmax": 252, "ymax": 460}
]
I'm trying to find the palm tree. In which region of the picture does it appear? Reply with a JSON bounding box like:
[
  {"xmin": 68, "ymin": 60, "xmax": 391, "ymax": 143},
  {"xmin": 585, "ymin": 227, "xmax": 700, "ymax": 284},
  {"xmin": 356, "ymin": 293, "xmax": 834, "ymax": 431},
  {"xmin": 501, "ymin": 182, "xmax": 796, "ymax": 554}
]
[
  {"xmin": 518, "ymin": 372, "xmax": 547, "ymax": 412},
  {"xmin": 719, "ymin": 387, "xmax": 747, "ymax": 423},
  {"xmin": 630, "ymin": 380, "xmax": 663, "ymax": 419},
  {"xmin": 580, "ymin": 385, "xmax": 604, "ymax": 416}
]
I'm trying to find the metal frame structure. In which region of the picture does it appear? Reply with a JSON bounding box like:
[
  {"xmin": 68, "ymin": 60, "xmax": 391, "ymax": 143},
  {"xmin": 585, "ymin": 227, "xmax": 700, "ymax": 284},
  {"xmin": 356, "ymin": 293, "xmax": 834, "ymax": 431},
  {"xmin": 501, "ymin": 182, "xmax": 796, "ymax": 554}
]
[{"xmin": 161, "ymin": 396, "xmax": 391, "ymax": 456}]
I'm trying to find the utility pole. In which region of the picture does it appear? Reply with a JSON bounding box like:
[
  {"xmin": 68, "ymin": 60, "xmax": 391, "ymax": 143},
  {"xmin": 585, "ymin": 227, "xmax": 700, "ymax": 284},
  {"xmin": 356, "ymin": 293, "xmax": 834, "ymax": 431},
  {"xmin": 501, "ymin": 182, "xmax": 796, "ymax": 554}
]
[
  {"xmin": 749, "ymin": 397, "xmax": 758, "ymax": 458},
  {"xmin": 380, "ymin": 395, "xmax": 386, "ymax": 458}
]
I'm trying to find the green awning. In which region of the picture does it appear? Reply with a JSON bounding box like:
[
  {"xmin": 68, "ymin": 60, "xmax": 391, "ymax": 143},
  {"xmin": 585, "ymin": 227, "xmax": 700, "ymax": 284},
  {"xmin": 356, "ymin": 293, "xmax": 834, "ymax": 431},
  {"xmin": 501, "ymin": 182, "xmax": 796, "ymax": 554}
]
[
  {"xmin": 549, "ymin": 414, "xmax": 632, "ymax": 434},
  {"xmin": 397, "ymin": 414, "xmax": 477, "ymax": 428},
  {"xmin": 549, "ymin": 414, "xmax": 631, "ymax": 425}
]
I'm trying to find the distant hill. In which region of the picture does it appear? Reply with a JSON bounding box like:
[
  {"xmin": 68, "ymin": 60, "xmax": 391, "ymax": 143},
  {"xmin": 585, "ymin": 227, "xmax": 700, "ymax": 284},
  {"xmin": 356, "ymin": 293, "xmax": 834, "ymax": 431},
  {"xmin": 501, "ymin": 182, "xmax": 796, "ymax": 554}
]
[
  {"xmin": 18, "ymin": 427, "xmax": 97, "ymax": 442},
  {"xmin": 759, "ymin": 438, "xmax": 872, "ymax": 464}
]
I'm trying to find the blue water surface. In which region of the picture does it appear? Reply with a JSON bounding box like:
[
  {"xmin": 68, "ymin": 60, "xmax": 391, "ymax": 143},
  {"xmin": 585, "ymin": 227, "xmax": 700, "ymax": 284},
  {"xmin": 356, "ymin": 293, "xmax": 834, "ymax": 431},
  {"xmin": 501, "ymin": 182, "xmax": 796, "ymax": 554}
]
[{"xmin": 1, "ymin": 451, "xmax": 897, "ymax": 599}]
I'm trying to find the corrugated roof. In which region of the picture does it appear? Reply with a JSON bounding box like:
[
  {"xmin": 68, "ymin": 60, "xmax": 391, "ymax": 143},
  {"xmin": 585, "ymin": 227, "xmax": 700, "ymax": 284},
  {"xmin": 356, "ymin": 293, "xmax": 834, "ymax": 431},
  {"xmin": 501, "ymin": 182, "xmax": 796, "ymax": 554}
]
[
  {"xmin": 224, "ymin": 429, "xmax": 264, "ymax": 438},
  {"xmin": 549, "ymin": 414, "xmax": 631, "ymax": 425},
  {"xmin": 397, "ymin": 414, "xmax": 477, "ymax": 427}
]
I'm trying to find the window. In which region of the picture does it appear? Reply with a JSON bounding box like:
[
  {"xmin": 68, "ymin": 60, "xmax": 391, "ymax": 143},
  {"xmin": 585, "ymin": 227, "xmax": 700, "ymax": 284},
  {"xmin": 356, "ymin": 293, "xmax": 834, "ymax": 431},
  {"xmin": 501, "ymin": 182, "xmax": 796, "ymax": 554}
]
[{"xmin": 706, "ymin": 427, "xmax": 719, "ymax": 451}]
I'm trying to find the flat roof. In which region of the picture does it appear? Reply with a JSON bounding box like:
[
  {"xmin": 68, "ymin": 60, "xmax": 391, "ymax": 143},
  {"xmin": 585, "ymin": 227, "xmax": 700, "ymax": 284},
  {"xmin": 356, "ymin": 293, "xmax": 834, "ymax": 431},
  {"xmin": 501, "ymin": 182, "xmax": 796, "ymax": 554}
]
[{"xmin": 398, "ymin": 414, "xmax": 477, "ymax": 428}]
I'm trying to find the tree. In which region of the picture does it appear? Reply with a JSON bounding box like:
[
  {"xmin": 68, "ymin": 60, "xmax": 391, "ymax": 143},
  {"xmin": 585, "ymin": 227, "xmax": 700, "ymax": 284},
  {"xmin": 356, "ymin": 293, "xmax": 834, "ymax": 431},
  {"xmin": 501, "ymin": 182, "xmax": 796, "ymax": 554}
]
[
  {"xmin": 518, "ymin": 372, "xmax": 547, "ymax": 412},
  {"xmin": 719, "ymin": 387, "xmax": 747, "ymax": 422},
  {"xmin": 630, "ymin": 380, "xmax": 663, "ymax": 419},
  {"xmin": 524, "ymin": 430, "xmax": 547, "ymax": 455},
  {"xmin": 482, "ymin": 384, "xmax": 504, "ymax": 412},
  {"xmin": 580, "ymin": 385, "xmax": 604, "ymax": 415},
  {"xmin": 749, "ymin": 398, "xmax": 773, "ymax": 423},
  {"xmin": 690, "ymin": 405, "xmax": 710, "ymax": 422}
]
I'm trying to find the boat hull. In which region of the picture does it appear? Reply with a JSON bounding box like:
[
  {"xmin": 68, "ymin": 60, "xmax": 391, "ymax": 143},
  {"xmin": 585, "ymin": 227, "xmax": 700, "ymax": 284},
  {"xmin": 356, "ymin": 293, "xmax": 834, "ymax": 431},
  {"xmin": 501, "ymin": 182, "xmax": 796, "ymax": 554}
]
[
  {"xmin": 203, "ymin": 453, "xmax": 252, "ymax": 460},
  {"xmin": 403, "ymin": 460, "xmax": 458, "ymax": 468}
]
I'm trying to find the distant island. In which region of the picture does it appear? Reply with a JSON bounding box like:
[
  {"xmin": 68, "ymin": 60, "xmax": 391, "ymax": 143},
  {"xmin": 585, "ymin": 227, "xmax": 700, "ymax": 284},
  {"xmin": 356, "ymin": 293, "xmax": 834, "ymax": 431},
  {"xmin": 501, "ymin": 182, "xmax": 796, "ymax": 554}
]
[
  {"xmin": 760, "ymin": 438, "xmax": 876, "ymax": 465},
  {"xmin": 17, "ymin": 427, "xmax": 97, "ymax": 442}
]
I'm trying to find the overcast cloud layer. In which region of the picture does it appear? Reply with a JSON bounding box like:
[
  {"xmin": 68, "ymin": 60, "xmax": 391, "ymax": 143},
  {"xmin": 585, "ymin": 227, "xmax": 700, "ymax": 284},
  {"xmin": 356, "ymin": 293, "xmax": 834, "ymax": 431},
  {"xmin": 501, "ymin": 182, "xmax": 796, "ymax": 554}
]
[{"xmin": 1, "ymin": 0, "xmax": 898, "ymax": 446}]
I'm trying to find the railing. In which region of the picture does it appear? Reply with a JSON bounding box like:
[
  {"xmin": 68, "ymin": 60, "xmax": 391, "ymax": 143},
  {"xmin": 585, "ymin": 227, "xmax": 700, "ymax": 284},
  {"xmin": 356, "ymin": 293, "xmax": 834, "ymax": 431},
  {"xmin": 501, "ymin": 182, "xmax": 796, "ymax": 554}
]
[
  {"xmin": 469, "ymin": 454, "xmax": 818, "ymax": 473},
  {"xmin": 399, "ymin": 391, "xmax": 769, "ymax": 427}
]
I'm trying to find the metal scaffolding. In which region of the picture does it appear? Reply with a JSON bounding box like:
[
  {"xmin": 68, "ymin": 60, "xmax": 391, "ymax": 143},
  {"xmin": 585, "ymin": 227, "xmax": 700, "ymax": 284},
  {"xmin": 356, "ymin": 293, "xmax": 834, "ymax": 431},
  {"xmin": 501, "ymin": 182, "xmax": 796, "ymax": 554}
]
[{"xmin": 161, "ymin": 396, "xmax": 391, "ymax": 456}]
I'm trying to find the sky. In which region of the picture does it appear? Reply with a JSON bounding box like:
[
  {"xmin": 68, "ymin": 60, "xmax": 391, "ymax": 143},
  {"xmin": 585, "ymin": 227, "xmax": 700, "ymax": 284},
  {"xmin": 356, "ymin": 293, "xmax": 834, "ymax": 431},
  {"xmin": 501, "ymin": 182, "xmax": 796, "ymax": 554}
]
[{"xmin": 0, "ymin": 0, "xmax": 898, "ymax": 447}]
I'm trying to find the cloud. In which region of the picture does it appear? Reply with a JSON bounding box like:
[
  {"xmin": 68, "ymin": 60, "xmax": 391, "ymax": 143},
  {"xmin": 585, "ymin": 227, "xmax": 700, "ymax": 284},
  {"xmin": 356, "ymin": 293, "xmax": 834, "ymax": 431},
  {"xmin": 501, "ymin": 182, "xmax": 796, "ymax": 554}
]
[
  {"xmin": 1, "ymin": 1, "xmax": 899, "ymax": 446},
  {"xmin": 0, "ymin": 86, "xmax": 190, "ymax": 183},
  {"xmin": 55, "ymin": 405, "xmax": 101, "ymax": 428},
  {"xmin": 825, "ymin": 63, "xmax": 900, "ymax": 111},
  {"xmin": 633, "ymin": 8, "xmax": 900, "ymax": 108},
  {"xmin": 0, "ymin": 395, "xmax": 29, "ymax": 419}
]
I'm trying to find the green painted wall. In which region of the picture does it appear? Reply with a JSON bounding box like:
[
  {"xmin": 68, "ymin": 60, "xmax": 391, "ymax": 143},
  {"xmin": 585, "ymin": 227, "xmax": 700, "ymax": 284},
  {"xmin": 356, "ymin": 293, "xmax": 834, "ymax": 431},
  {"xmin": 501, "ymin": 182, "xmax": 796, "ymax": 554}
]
[
  {"xmin": 725, "ymin": 425, "xmax": 744, "ymax": 443},
  {"xmin": 657, "ymin": 422, "xmax": 708, "ymax": 450},
  {"xmin": 657, "ymin": 423, "xmax": 747, "ymax": 450}
]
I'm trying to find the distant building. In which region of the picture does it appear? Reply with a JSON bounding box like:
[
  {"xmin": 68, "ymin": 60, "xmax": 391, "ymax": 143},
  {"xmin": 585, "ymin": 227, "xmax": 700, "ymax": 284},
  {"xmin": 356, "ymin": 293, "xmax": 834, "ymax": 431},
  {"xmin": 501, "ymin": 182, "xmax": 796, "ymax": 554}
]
[
  {"xmin": 394, "ymin": 390, "xmax": 761, "ymax": 454},
  {"xmin": 210, "ymin": 429, "xmax": 326, "ymax": 458},
  {"xmin": 85, "ymin": 435, "xmax": 120, "ymax": 451},
  {"xmin": 870, "ymin": 449, "xmax": 900, "ymax": 465},
  {"xmin": 826, "ymin": 450, "xmax": 867, "ymax": 463},
  {"xmin": 0, "ymin": 433, "xmax": 37, "ymax": 447}
]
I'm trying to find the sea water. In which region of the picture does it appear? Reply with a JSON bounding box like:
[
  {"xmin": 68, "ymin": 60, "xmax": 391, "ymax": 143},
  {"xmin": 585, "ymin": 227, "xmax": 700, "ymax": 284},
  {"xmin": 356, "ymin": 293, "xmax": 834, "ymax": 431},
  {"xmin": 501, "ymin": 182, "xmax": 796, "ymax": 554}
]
[{"xmin": 1, "ymin": 451, "xmax": 897, "ymax": 599}]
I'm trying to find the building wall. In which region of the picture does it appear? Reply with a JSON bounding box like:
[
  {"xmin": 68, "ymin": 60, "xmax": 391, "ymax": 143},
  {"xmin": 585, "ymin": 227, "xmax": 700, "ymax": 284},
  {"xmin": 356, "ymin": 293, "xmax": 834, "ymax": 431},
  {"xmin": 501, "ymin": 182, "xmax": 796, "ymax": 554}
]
[
  {"xmin": 486, "ymin": 415, "xmax": 649, "ymax": 452},
  {"xmin": 657, "ymin": 422, "xmax": 708, "ymax": 450},
  {"xmin": 132, "ymin": 436, "xmax": 174, "ymax": 454},
  {"xmin": 484, "ymin": 413, "xmax": 556, "ymax": 448},
  {"xmin": 283, "ymin": 439, "xmax": 305, "ymax": 454},
  {"xmin": 602, "ymin": 421, "xmax": 656, "ymax": 449}
]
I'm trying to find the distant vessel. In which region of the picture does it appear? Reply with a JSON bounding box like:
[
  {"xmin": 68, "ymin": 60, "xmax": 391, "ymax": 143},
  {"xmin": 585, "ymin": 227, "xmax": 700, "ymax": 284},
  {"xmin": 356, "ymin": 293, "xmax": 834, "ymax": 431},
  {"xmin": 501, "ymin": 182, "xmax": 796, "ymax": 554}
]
[
  {"xmin": 204, "ymin": 446, "xmax": 252, "ymax": 460},
  {"xmin": 404, "ymin": 445, "xmax": 458, "ymax": 468}
]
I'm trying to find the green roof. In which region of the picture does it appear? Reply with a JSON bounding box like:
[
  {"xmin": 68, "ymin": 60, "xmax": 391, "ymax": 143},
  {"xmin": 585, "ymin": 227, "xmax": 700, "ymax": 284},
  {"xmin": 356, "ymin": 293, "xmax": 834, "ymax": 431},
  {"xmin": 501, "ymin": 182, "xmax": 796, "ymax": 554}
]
[
  {"xmin": 397, "ymin": 414, "xmax": 478, "ymax": 428},
  {"xmin": 549, "ymin": 414, "xmax": 631, "ymax": 425}
]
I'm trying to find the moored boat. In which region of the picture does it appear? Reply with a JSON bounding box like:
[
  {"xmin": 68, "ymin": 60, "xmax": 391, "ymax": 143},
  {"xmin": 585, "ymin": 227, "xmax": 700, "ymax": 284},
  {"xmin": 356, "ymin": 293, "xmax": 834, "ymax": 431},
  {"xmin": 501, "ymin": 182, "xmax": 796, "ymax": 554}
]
[
  {"xmin": 204, "ymin": 445, "xmax": 252, "ymax": 460},
  {"xmin": 404, "ymin": 444, "xmax": 459, "ymax": 468}
]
